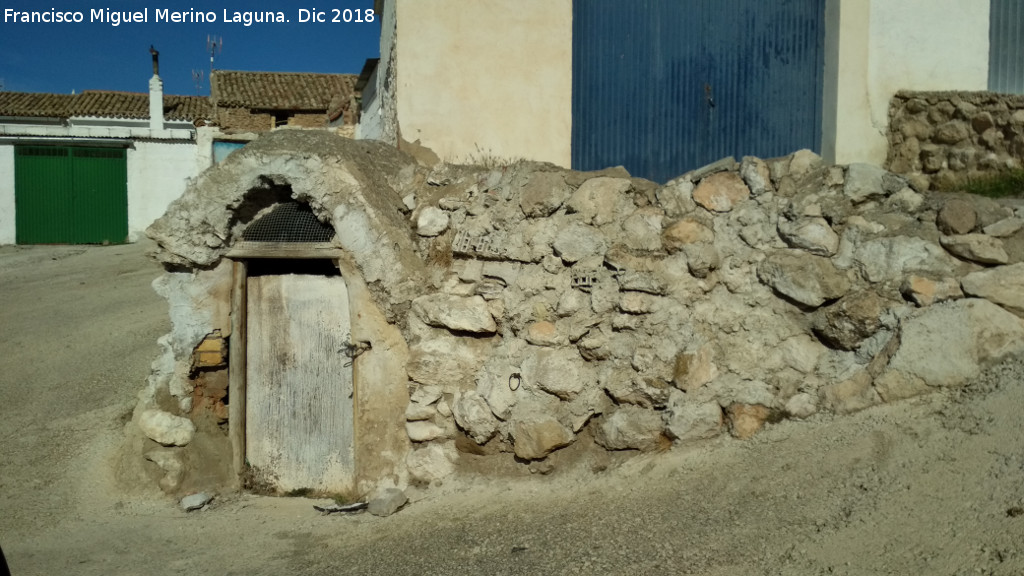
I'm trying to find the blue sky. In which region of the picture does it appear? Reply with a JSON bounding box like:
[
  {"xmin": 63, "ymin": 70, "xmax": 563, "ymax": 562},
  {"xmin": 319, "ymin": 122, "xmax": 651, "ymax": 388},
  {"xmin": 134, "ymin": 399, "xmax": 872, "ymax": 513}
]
[{"xmin": 0, "ymin": 0, "xmax": 381, "ymax": 95}]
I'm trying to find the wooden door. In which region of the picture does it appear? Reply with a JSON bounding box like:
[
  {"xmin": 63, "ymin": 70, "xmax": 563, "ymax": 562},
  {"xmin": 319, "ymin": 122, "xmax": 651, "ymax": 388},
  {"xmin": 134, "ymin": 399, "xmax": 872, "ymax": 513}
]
[{"xmin": 246, "ymin": 273, "xmax": 354, "ymax": 493}]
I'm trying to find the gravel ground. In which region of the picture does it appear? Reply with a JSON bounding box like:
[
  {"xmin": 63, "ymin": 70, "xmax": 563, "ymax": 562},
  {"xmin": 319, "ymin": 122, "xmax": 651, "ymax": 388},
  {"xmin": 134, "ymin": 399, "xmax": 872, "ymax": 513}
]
[{"xmin": 1, "ymin": 242, "xmax": 1022, "ymax": 576}]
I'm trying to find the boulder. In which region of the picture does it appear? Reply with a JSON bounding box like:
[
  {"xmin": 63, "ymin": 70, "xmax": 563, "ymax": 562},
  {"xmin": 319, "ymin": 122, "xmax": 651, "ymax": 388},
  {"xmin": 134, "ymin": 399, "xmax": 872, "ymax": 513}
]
[
  {"xmin": 138, "ymin": 409, "xmax": 196, "ymax": 447},
  {"xmin": 593, "ymin": 406, "xmax": 665, "ymax": 451},
  {"xmin": 813, "ymin": 291, "xmax": 894, "ymax": 350},
  {"xmin": 521, "ymin": 347, "xmax": 592, "ymax": 400},
  {"xmin": 511, "ymin": 415, "xmax": 575, "ymax": 460},
  {"xmin": 844, "ymin": 163, "xmax": 887, "ymax": 203},
  {"xmin": 692, "ymin": 172, "xmax": 750, "ymax": 212},
  {"xmin": 961, "ymin": 263, "xmax": 1024, "ymax": 314},
  {"xmin": 727, "ymin": 404, "xmax": 771, "ymax": 439},
  {"xmin": 757, "ymin": 250, "xmax": 851, "ymax": 308},
  {"xmin": 672, "ymin": 345, "xmax": 718, "ymax": 392},
  {"xmin": 407, "ymin": 444, "xmax": 456, "ymax": 483},
  {"xmin": 621, "ymin": 207, "xmax": 665, "ymax": 251},
  {"xmin": 883, "ymin": 299, "xmax": 1024, "ymax": 388}
]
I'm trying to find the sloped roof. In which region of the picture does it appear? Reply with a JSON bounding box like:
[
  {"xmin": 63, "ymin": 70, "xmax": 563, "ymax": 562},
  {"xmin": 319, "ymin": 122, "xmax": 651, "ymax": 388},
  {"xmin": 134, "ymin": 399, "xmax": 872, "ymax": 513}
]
[
  {"xmin": 211, "ymin": 70, "xmax": 357, "ymax": 110},
  {"xmin": 0, "ymin": 90, "xmax": 211, "ymax": 122}
]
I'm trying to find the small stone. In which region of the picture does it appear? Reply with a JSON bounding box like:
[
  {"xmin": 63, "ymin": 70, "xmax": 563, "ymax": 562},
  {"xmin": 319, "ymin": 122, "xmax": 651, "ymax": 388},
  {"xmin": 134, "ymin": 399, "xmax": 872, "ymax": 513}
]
[
  {"xmin": 139, "ymin": 409, "xmax": 196, "ymax": 447},
  {"xmin": 416, "ymin": 207, "xmax": 450, "ymax": 237},
  {"xmin": 621, "ymin": 207, "xmax": 665, "ymax": 251},
  {"xmin": 933, "ymin": 121, "xmax": 971, "ymax": 145},
  {"xmin": 407, "ymin": 444, "xmax": 456, "ymax": 483},
  {"xmin": 788, "ymin": 149, "xmax": 824, "ymax": 178},
  {"xmin": 180, "ymin": 492, "xmax": 213, "ymax": 512},
  {"xmin": 784, "ymin": 393, "xmax": 817, "ymax": 419},
  {"xmin": 672, "ymin": 345, "xmax": 718, "ymax": 392},
  {"xmin": 404, "ymin": 401, "xmax": 436, "ymax": 422},
  {"xmin": 901, "ymin": 275, "xmax": 963, "ymax": 307},
  {"xmin": 813, "ymin": 291, "xmax": 894, "ymax": 351},
  {"xmin": 520, "ymin": 171, "xmax": 572, "ymax": 218},
  {"xmin": 757, "ymin": 251, "xmax": 851, "ymax": 308},
  {"xmin": 567, "ymin": 177, "xmax": 631, "ymax": 225},
  {"xmin": 368, "ymin": 488, "xmax": 408, "ymax": 517},
  {"xmin": 619, "ymin": 292, "xmax": 652, "ymax": 314},
  {"xmin": 937, "ymin": 199, "xmax": 977, "ymax": 235},
  {"xmin": 740, "ymin": 156, "xmax": 774, "ymax": 196},
  {"xmin": 692, "ymin": 172, "xmax": 750, "ymax": 212},
  {"xmin": 553, "ymin": 224, "xmax": 608, "ymax": 263},
  {"xmin": 819, "ymin": 370, "xmax": 878, "ymax": 414},
  {"xmin": 940, "ymin": 234, "xmax": 1009, "ymax": 265},
  {"xmin": 664, "ymin": 393, "xmax": 723, "ymax": 442},
  {"xmin": 521, "ymin": 347, "xmax": 591, "ymax": 400},
  {"xmin": 727, "ymin": 404, "xmax": 771, "ymax": 439}
]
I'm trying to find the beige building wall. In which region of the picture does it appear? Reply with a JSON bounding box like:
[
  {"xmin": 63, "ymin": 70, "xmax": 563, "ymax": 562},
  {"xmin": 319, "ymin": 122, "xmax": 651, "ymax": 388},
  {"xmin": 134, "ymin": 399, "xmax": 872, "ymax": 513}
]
[
  {"xmin": 824, "ymin": 0, "xmax": 990, "ymax": 166},
  {"xmin": 394, "ymin": 0, "xmax": 572, "ymax": 166}
]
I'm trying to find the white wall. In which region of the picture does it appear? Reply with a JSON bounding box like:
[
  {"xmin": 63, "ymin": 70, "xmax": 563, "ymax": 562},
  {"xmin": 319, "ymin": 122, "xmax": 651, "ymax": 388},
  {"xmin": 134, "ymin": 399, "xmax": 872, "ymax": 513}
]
[
  {"xmin": 825, "ymin": 0, "xmax": 990, "ymax": 165},
  {"xmin": 395, "ymin": 0, "xmax": 572, "ymax": 166},
  {"xmin": 127, "ymin": 140, "xmax": 200, "ymax": 241},
  {"xmin": 0, "ymin": 144, "xmax": 14, "ymax": 244}
]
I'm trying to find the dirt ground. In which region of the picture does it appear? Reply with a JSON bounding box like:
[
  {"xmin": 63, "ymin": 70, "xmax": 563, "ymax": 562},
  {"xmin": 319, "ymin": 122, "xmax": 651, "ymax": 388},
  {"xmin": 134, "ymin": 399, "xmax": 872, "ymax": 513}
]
[{"xmin": 1, "ymin": 241, "xmax": 1022, "ymax": 576}]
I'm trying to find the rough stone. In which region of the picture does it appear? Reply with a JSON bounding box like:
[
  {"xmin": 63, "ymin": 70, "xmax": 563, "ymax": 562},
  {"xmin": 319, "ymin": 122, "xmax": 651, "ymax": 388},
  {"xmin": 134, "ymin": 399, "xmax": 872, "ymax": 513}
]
[
  {"xmin": 452, "ymin": 391, "xmax": 500, "ymax": 444},
  {"xmin": 777, "ymin": 217, "xmax": 840, "ymax": 256},
  {"xmin": 884, "ymin": 299, "xmax": 1024, "ymax": 388},
  {"xmin": 524, "ymin": 321, "xmax": 565, "ymax": 346},
  {"xmin": 138, "ymin": 409, "xmax": 196, "ymax": 447},
  {"xmin": 664, "ymin": 393, "xmax": 723, "ymax": 442},
  {"xmin": 407, "ymin": 444, "xmax": 456, "ymax": 483},
  {"xmin": 406, "ymin": 421, "xmax": 447, "ymax": 442},
  {"xmin": 553, "ymin": 224, "xmax": 608, "ymax": 264},
  {"xmin": 368, "ymin": 488, "xmax": 408, "ymax": 517},
  {"xmin": 655, "ymin": 180, "xmax": 697, "ymax": 218},
  {"xmin": 740, "ymin": 156, "xmax": 774, "ymax": 197},
  {"xmin": 983, "ymin": 217, "xmax": 1024, "ymax": 237},
  {"xmin": 521, "ymin": 347, "xmax": 591, "ymax": 400},
  {"xmin": 692, "ymin": 172, "xmax": 750, "ymax": 213},
  {"xmin": 933, "ymin": 121, "xmax": 971, "ymax": 145},
  {"xmin": 146, "ymin": 449, "xmax": 185, "ymax": 492},
  {"xmin": 784, "ymin": 393, "xmax": 818, "ymax": 419},
  {"xmin": 820, "ymin": 370, "xmax": 879, "ymax": 414},
  {"xmin": 180, "ymin": 492, "xmax": 213, "ymax": 512},
  {"xmin": 593, "ymin": 406, "xmax": 665, "ymax": 451},
  {"xmin": 780, "ymin": 335, "xmax": 826, "ymax": 373},
  {"xmin": 663, "ymin": 218, "xmax": 714, "ymax": 251},
  {"xmin": 901, "ymin": 275, "xmax": 964, "ymax": 307},
  {"xmin": 682, "ymin": 244, "xmax": 721, "ymax": 279},
  {"xmin": 757, "ymin": 251, "xmax": 851, "ymax": 308},
  {"xmin": 511, "ymin": 415, "xmax": 575, "ymax": 460},
  {"xmin": 619, "ymin": 292, "xmax": 653, "ymax": 314},
  {"xmin": 940, "ymin": 234, "xmax": 1010, "ymax": 265},
  {"xmin": 844, "ymin": 163, "xmax": 888, "ymax": 203},
  {"xmin": 413, "ymin": 294, "xmax": 496, "ymax": 334},
  {"xmin": 788, "ymin": 149, "xmax": 824, "ymax": 178},
  {"xmin": 961, "ymin": 263, "xmax": 1024, "ymax": 313},
  {"xmin": 850, "ymin": 237, "xmax": 957, "ymax": 284},
  {"xmin": 567, "ymin": 177, "xmax": 631, "ymax": 225},
  {"xmin": 407, "ymin": 338, "xmax": 486, "ymax": 389},
  {"xmin": 937, "ymin": 199, "xmax": 978, "ymax": 235},
  {"xmin": 672, "ymin": 346, "xmax": 718, "ymax": 392},
  {"xmin": 405, "ymin": 401, "xmax": 436, "ymax": 422},
  {"xmin": 680, "ymin": 156, "xmax": 738, "ymax": 182},
  {"xmin": 621, "ymin": 208, "xmax": 665, "ymax": 251},
  {"xmin": 727, "ymin": 404, "xmax": 771, "ymax": 440},
  {"xmin": 416, "ymin": 207, "xmax": 450, "ymax": 237},
  {"xmin": 813, "ymin": 291, "xmax": 894, "ymax": 350},
  {"xmin": 520, "ymin": 171, "xmax": 572, "ymax": 218}
]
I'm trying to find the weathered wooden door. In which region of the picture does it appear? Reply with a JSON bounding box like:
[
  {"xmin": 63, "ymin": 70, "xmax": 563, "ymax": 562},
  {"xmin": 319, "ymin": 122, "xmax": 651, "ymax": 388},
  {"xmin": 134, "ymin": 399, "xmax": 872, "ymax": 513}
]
[{"xmin": 246, "ymin": 273, "xmax": 354, "ymax": 493}]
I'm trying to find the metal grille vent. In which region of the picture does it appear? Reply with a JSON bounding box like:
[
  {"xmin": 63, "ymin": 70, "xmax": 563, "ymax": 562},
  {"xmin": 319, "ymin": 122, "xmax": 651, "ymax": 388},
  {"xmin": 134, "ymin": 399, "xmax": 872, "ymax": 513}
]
[{"xmin": 241, "ymin": 202, "xmax": 335, "ymax": 243}]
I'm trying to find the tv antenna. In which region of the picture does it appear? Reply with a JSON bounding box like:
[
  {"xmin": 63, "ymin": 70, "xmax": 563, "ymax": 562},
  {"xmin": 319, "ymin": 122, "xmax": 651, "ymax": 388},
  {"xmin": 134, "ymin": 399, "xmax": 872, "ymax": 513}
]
[
  {"xmin": 191, "ymin": 69, "xmax": 205, "ymax": 95},
  {"xmin": 207, "ymin": 34, "xmax": 223, "ymax": 73}
]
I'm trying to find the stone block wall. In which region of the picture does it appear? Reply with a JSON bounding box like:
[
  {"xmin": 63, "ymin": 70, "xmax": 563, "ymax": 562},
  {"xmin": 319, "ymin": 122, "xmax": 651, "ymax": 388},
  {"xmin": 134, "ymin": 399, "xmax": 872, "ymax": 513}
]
[{"xmin": 887, "ymin": 90, "xmax": 1024, "ymax": 191}]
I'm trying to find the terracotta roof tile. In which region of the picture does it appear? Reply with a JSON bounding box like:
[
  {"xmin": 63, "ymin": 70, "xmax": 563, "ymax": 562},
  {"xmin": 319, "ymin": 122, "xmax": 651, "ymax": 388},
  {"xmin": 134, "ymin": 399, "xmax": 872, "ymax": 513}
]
[
  {"xmin": 0, "ymin": 90, "xmax": 211, "ymax": 122},
  {"xmin": 211, "ymin": 70, "xmax": 357, "ymax": 110}
]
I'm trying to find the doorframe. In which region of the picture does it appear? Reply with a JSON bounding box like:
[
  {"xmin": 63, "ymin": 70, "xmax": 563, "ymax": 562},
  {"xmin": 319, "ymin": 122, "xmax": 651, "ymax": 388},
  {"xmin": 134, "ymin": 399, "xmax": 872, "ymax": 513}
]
[{"xmin": 226, "ymin": 242, "xmax": 346, "ymax": 490}]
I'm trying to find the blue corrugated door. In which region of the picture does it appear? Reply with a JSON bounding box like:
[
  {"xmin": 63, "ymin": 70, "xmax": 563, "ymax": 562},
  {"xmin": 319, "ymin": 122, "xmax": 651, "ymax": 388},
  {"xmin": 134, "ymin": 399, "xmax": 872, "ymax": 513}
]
[{"xmin": 572, "ymin": 0, "xmax": 825, "ymax": 183}]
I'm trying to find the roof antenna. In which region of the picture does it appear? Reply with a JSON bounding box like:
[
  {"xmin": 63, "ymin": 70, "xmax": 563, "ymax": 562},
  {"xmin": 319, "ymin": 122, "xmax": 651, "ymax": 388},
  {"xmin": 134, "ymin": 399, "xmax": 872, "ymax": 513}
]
[
  {"xmin": 207, "ymin": 34, "xmax": 223, "ymax": 74},
  {"xmin": 191, "ymin": 69, "xmax": 205, "ymax": 96}
]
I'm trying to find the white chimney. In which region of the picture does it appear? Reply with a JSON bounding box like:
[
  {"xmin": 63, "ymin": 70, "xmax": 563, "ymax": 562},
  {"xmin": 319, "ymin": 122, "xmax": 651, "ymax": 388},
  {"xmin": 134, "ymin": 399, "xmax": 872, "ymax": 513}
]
[{"xmin": 149, "ymin": 46, "xmax": 164, "ymax": 131}]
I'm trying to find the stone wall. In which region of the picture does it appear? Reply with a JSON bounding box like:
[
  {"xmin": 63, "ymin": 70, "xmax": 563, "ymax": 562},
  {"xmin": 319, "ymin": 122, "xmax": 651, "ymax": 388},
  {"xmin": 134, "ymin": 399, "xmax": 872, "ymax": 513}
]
[
  {"xmin": 217, "ymin": 107, "xmax": 274, "ymax": 132},
  {"xmin": 137, "ymin": 131, "xmax": 1024, "ymax": 498},
  {"xmin": 887, "ymin": 90, "xmax": 1024, "ymax": 190}
]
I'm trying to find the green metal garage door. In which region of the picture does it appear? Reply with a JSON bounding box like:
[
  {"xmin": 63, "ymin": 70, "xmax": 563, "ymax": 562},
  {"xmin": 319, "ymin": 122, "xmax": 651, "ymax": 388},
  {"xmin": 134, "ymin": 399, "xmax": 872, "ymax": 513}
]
[{"xmin": 15, "ymin": 146, "xmax": 128, "ymax": 244}]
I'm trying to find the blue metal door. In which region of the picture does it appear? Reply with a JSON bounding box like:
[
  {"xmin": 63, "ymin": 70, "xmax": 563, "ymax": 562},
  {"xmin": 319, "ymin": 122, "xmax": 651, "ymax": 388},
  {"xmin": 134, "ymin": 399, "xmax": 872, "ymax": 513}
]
[{"xmin": 572, "ymin": 0, "xmax": 825, "ymax": 183}]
